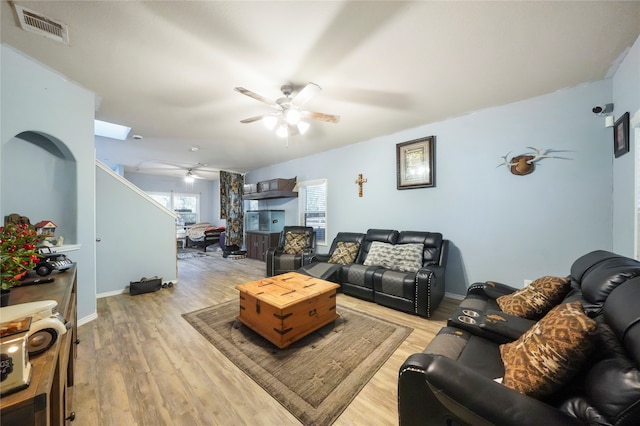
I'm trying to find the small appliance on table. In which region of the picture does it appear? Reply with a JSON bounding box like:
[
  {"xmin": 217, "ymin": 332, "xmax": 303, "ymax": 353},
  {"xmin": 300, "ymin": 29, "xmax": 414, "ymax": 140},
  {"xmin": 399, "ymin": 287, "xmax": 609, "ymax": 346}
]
[
  {"xmin": 0, "ymin": 316, "xmax": 33, "ymax": 396},
  {"xmin": 235, "ymin": 272, "xmax": 340, "ymax": 349}
]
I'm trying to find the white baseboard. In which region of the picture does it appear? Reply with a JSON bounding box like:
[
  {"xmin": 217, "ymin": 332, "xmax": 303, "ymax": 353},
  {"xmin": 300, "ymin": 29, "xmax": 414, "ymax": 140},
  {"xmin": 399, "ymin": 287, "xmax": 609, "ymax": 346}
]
[
  {"xmin": 97, "ymin": 289, "xmax": 127, "ymax": 298},
  {"xmin": 97, "ymin": 278, "xmax": 179, "ymax": 299},
  {"xmin": 78, "ymin": 312, "xmax": 98, "ymax": 326}
]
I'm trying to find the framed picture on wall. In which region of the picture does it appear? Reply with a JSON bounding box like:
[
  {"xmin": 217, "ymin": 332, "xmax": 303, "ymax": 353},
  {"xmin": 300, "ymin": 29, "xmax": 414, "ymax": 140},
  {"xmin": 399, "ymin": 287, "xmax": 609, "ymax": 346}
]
[
  {"xmin": 613, "ymin": 112, "xmax": 630, "ymax": 158},
  {"xmin": 396, "ymin": 136, "xmax": 435, "ymax": 189}
]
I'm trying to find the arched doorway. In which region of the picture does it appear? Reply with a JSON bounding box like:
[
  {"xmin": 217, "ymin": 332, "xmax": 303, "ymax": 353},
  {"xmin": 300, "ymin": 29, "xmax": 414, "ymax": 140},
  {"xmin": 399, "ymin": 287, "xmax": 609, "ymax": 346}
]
[{"xmin": 1, "ymin": 131, "xmax": 77, "ymax": 243}]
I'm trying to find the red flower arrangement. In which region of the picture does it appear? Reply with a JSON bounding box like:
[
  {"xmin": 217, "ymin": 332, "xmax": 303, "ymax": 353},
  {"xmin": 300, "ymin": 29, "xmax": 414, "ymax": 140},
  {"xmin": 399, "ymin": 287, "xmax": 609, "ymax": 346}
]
[{"xmin": 1, "ymin": 223, "xmax": 42, "ymax": 290}]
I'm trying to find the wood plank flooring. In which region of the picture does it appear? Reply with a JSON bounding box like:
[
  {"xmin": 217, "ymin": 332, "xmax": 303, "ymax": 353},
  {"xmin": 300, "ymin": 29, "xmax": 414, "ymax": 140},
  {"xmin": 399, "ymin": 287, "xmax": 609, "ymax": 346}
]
[{"xmin": 74, "ymin": 253, "xmax": 458, "ymax": 425}]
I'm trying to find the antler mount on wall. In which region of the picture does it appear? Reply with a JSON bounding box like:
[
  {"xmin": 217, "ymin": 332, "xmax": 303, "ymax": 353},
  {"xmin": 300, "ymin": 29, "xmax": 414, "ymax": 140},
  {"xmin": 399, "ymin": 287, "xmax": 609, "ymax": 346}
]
[{"xmin": 498, "ymin": 147, "xmax": 560, "ymax": 176}]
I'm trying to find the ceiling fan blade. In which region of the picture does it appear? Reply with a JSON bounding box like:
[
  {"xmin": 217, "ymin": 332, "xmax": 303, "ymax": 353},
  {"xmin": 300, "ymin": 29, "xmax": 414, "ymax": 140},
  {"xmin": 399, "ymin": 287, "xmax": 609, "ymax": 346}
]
[
  {"xmin": 301, "ymin": 111, "xmax": 341, "ymax": 124},
  {"xmin": 234, "ymin": 87, "xmax": 279, "ymax": 108},
  {"xmin": 240, "ymin": 115, "xmax": 267, "ymax": 124},
  {"xmin": 291, "ymin": 83, "xmax": 321, "ymax": 107}
]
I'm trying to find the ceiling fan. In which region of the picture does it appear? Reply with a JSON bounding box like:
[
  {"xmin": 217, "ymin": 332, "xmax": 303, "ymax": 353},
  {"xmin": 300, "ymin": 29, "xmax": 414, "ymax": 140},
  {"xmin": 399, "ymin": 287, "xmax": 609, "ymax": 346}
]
[
  {"xmin": 135, "ymin": 161, "xmax": 216, "ymax": 181},
  {"xmin": 235, "ymin": 82, "xmax": 340, "ymax": 137}
]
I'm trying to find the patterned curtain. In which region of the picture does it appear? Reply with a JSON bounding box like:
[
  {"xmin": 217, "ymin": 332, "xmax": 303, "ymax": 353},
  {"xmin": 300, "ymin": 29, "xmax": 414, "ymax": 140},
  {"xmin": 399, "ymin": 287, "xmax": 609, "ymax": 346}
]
[{"xmin": 220, "ymin": 171, "xmax": 244, "ymax": 247}]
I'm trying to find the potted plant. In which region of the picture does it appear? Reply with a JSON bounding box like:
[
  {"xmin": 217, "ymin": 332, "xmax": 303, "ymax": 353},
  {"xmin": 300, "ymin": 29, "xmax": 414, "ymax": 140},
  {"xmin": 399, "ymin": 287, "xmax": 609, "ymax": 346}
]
[{"xmin": 1, "ymin": 223, "xmax": 42, "ymax": 306}]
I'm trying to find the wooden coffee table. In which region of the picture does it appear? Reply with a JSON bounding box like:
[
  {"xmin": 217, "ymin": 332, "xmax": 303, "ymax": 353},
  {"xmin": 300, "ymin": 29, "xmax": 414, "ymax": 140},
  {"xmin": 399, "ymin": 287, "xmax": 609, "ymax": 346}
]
[{"xmin": 235, "ymin": 272, "xmax": 340, "ymax": 349}]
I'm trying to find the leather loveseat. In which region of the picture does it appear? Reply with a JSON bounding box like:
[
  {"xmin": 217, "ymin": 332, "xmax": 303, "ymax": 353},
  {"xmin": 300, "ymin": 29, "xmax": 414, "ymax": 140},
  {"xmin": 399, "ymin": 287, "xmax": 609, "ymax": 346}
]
[
  {"xmin": 300, "ymin": 228, "xmax": 448, "ymax": 318},
  {"xmin": 398, "ymin": 250, "xmax": 640, "ymax": 426}
]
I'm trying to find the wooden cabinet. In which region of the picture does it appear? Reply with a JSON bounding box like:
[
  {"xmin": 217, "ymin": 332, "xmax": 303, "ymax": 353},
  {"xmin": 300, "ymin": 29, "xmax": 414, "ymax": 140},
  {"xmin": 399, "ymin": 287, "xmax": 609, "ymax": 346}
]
[
  {"xmin": 246, "ymin": 231, "xmax": 280, "ymax": 262},
  {"xmin": 1, "ymin": 265, "xmax": 78, "ymax": 426}
]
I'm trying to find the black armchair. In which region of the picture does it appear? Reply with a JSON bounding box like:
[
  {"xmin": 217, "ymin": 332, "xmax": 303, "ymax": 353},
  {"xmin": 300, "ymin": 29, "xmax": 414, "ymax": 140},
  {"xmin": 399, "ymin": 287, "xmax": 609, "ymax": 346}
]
[{"xmin": 266, "ymin": 226, "xmax": 315, "ymax": 277}]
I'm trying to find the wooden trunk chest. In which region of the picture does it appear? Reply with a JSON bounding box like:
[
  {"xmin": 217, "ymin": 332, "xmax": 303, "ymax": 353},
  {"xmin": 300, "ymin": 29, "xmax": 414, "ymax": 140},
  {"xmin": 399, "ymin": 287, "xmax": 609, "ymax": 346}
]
[{"xmin": 235, "ymin": 272, "xmax": 339, "ymax": 349}]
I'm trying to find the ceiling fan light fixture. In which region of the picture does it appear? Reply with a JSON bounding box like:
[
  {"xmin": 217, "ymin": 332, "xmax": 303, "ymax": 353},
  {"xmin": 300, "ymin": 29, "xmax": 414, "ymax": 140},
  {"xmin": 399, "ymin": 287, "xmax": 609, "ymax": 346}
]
[
  {"xmin": 263, "ymin": 115, "xmax": 278, "ymax": 130},
  {"xmin": 236, "ymin": 82, "xmax": 340, "ymax": 140},
  {"xmin": 276, "ymin": 124, "xmax": 289, "ymax": 138},
  {"xmin": 284, "ymin": 108, "xmax": 301, "ymax": 125},
  {"xmin": 184, "ymin": 171, "xmax": 195, "ymax": 183}
]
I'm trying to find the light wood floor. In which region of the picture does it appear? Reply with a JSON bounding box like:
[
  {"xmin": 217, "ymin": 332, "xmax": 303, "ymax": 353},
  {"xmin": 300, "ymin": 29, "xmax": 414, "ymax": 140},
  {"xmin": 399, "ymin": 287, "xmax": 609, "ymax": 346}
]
[{"xmin": 74, "ymin": 253, "xmax": 458, "ymax": 425}]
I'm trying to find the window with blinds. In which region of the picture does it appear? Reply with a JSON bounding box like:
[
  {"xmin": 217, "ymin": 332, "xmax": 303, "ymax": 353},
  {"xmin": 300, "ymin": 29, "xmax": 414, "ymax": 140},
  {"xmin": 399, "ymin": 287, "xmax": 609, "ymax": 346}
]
[
  {"xmin": 148, "ymin": 191, "xmax": 200, "ymax": 226},
  {"xmin": 297, "ymin": 179, "xmax": 327, "ymax": 245}
]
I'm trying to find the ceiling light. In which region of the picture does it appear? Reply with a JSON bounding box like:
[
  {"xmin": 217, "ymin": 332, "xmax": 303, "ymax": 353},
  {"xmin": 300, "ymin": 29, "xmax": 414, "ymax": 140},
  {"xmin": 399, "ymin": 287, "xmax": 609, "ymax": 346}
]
[
  {"xmin": 184, "ymin": 171, "xmax": 195, "ymax": 183},
  {"xmin": 276, "ymin": 124, "xmax": 288, "ymax": 138},
  {"xmin": 94, "ymin": 119, "xmax": 131, "ymax": 140},
  {"xmin": 284, "ymin": 108, "xmax": 301, "ymax": 125},
  {"xmin": 190, "ymin": 146, "xmax": 199, "ymax": 152},
  {"xmin": 263, "ymin": 115, "xmax": 278, "ymax": 130}
]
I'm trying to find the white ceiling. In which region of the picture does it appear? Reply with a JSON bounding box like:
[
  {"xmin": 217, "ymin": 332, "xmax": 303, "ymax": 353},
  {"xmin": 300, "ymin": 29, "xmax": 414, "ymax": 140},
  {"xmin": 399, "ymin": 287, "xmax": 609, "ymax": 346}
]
[{"xmin": 2, "ymin": 1, "xmax": 639, "ymax": 180}]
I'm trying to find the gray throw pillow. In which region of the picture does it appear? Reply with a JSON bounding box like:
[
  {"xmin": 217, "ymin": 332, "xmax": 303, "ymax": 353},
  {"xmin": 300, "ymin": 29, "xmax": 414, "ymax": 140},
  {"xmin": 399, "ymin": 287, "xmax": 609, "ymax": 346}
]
[{"xmin": 363, "ymin": 242, "xmax": 424, "ymax": 272}]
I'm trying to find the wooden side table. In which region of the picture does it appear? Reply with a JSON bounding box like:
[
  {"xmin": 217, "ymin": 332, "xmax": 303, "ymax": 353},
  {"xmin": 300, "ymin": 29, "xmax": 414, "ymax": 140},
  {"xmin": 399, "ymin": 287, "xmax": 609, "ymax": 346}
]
[{"xmin": 0, "ymin": 266, "xmax": 78, "ymax": 426}]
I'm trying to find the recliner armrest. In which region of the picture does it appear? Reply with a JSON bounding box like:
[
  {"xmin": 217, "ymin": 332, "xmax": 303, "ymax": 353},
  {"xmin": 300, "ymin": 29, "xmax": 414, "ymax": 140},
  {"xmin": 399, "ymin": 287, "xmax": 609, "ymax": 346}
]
[
  {"xmin": 415, "ymin": 265, "xmax": 446, "ymax": 317},
  {"xmin": 467, "ymin": 280, "xmax": 518, "ymax": 299},
  {"xmin": 266, "ymin": 247, "xmax": 284, "ymax": 256},
  {"xmin": 301, "ymin": 248, "xmax": 315, "ymax": 266},
  {"xmin": 399, "ymin": 353, "xmax": 582, "ymax": 426},
  {"xmin": 311, "ymin": 253, "xmax": 332, "ymax": 263},
  {"xmin": 478, "ymin": 310, "xmax": 536, "ymax": 340},
  {"xmin": 418, "ymin": 264, "xmax": 445, "ymax": 279}
]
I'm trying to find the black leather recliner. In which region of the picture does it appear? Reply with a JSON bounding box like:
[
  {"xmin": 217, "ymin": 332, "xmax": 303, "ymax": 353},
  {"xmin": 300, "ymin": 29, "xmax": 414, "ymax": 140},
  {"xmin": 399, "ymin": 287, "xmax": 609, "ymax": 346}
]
[
  {"xmin": 447, "ymin": 250, "xmax": 640, "ymax": 343},
  {"xmin": 398, "ymin": 250, "xmax": 640, "ymax": 426},
  {"xmin": 265, "ymin": 226, "xmax": 315, "ymax": 277},
  {"xmin": 373, "ymin": 231, "xmax": 448, "ymax": 318},
  {"xmin": 341, "ymin": 229, "xmax": 400, "ymax": 300}
]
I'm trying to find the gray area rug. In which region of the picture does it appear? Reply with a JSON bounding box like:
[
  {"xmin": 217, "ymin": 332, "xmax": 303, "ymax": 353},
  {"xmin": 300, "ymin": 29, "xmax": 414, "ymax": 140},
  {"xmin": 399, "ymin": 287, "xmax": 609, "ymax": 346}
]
[
  {"xmin": 183, "ymin": 300, "xmax": 413, "ymax": 425},
  {"xmin": 177, "ymin": 249, "xmax": 209, "ymax": 259}
]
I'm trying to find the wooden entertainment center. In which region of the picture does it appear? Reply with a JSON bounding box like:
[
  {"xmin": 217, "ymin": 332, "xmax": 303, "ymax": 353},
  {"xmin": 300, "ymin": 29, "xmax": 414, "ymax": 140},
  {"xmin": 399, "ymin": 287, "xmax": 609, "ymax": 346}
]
[{"xmin": 0, "ymin": 265, "xmax": 78, "ymax": 426}]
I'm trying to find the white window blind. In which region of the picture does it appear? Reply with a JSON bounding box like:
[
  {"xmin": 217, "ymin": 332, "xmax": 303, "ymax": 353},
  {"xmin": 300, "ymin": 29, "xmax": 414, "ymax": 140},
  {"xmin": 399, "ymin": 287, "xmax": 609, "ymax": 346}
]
[{"xmin": 298, "ymin": 179, "xmax": 327, "ymax": 245}]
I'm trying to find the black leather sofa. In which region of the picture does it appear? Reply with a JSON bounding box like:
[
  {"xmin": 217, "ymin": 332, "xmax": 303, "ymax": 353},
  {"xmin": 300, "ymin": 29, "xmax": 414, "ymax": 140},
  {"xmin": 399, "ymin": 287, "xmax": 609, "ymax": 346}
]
[
  {"xmin": 398, "ymin": 250, "xmax": 640, "ymax": 426},
  {"xmin": 300, "ymin": 228, "xmax": 448, "ymax": 318}
]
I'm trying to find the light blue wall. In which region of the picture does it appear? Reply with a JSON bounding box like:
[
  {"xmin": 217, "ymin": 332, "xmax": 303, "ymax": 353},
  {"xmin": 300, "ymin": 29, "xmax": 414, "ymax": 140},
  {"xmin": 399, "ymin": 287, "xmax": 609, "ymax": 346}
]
[
  {"xmin": 612, "ymin": 35, "xmax": 640, "ymax": 256},
  {"xmin": 96, "ymin": 166, "xmax": 177, "ymax": 294},
  {"xmin": 247, "ymin": 81, "xmax": 614, "ymax": 296},
  {"xmin": 2, "ymin": 132, "xmax": 77, "ymax": 243},
  {"xmin": 124, "ymin": 172, "xmax": 223, "ymax": 226},
  {"xmin": 1, "ymin": 44, "xmax": 97, "ymax": 321}
]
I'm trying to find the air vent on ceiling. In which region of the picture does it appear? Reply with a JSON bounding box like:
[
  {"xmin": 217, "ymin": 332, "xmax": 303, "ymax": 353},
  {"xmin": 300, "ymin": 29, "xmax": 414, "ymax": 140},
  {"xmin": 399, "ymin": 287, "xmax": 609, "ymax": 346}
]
[{"xmin": 13, "ymin": 4, "xmax": 69, "ymax": 45}]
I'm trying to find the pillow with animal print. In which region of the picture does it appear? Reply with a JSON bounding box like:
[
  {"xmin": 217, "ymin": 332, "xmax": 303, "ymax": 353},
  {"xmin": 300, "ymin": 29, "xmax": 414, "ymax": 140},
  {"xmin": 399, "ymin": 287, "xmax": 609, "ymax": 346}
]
[
  {"xmin": 496, "ymin": 276, "xmax": 571, "ymax": 319},
  {"xmin": 499, "ymin": 301, "xmax": 597, "ymax": 398}
]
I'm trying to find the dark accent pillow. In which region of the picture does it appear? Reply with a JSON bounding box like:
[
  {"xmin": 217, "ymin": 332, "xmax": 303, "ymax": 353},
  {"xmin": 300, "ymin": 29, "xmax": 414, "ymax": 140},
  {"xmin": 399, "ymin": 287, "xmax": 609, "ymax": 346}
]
[
  {"xmin": 328, "ymin": 242, "xmax": 360, "ymax": 265},
  {"xmin": 496, "ymin": 276, "xmax": 571, "ymax": 319},
  {"xmin": 499, "ymin": 301, "xmax": 597, "ymax": 398},
  {"xmin": 283, "ymin": 232, "xmax": 307, "ymax": 255}
]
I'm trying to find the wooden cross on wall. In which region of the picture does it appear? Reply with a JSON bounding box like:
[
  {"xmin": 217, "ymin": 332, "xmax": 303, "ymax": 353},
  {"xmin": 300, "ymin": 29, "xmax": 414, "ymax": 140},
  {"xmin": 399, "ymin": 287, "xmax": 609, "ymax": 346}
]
[{"xmin": 355, "ymin": 173, "xmax": 368, "ymax": 197}]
